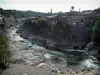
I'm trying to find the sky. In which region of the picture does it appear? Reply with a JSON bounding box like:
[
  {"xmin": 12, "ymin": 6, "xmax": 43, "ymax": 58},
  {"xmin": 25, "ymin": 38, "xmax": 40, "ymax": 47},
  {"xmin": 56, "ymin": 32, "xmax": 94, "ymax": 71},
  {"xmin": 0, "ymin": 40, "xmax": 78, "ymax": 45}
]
[{"xmin": 0, "ymin": 0, "xmax": 100, "ymax": 13}]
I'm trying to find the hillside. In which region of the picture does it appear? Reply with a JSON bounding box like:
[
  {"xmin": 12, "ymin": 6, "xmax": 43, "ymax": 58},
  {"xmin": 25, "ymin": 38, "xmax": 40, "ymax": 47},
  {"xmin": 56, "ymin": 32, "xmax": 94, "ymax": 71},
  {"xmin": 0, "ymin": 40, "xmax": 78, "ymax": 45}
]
[{"xmin": 0, "ymin": 8, "xmax": 50, "ymax": 18}]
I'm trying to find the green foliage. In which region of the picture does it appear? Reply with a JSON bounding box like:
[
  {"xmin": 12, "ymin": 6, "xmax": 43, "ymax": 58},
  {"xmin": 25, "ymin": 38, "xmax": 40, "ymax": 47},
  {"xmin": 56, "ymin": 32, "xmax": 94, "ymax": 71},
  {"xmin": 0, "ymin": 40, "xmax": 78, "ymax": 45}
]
[
  {"xmin": 93, "ymin": 18, "xmax": 100, "ymax": 47},
  {"xmin": 0, "ymin": 35, "xmax": 12, "ymax": 69},
  {"xmin": 4, "ymin": 10, "xmax": 46, "ymax": 18},
  {"xmin": 37, "ymin": 17, "xmax": 47, "ymax": 28},
  {"xmin": 37, "ymin": 17, "xmax": 45, "ymax": 24}
]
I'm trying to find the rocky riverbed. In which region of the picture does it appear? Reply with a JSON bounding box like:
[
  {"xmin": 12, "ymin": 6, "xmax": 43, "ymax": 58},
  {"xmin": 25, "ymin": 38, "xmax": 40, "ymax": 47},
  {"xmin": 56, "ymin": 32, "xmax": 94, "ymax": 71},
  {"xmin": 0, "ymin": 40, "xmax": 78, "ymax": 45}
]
[{"xmin": 1, "ymin": 27, "xmax": 100, "ymax": 75}]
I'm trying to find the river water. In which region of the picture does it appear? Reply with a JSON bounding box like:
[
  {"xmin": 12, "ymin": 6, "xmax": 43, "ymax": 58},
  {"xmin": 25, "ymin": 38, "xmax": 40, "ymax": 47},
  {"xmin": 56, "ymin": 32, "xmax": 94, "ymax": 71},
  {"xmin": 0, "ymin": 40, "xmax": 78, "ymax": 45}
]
[{"xmin": 9, "ymin": 27, "xmax": 100, "ymax": 70}]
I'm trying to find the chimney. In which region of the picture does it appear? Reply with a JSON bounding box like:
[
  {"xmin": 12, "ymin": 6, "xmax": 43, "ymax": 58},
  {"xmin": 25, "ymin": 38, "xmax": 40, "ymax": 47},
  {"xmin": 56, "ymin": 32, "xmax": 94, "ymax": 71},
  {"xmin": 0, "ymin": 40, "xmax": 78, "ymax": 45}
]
[
  {"xmin": 51, "ymin": 9, "xmax": 52, "ymax": 15},
  {"xmin": 79, "ymin": 8, "xmax": 81, "ymax": 12}
]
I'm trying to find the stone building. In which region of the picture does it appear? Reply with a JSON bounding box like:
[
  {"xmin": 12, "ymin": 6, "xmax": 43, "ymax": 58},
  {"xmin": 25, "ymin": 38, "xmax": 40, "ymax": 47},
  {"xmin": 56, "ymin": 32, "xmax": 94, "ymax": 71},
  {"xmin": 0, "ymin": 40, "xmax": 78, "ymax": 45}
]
[
  {"xmin": 66, "ymin": 10, "xmax": 86, "ymax": 48},
  {"xmin": 45, "ymin": 7, "xmax": 93, "ymax": 48},
  {"xmin": 66, "ymin": 7, "xmax": 92, "ymax": 48}
]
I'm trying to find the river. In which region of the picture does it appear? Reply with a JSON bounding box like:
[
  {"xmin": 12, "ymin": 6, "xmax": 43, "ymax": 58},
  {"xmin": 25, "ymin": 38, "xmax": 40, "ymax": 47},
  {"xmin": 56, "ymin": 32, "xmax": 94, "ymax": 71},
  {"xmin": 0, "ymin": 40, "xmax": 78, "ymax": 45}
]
[{"xmin": 9, "ymin": 27, "xmax": 100, "ymax": 70}]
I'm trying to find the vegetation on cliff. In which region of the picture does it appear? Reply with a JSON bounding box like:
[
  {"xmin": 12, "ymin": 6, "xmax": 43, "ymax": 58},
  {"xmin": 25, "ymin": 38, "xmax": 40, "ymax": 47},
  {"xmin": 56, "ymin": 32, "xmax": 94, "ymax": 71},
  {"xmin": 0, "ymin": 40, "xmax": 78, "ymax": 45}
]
[{"xmin": 37, "ymin": 17, "xmax": 48, "ymax": 29}]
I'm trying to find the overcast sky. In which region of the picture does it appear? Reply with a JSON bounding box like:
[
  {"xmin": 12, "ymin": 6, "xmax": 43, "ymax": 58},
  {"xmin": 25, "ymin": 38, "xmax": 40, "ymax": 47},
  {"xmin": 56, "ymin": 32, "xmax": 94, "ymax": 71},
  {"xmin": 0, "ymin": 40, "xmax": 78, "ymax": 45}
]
[{"xmin": 0, "ymin": 0, "xmax": 100, "ymax": 13}]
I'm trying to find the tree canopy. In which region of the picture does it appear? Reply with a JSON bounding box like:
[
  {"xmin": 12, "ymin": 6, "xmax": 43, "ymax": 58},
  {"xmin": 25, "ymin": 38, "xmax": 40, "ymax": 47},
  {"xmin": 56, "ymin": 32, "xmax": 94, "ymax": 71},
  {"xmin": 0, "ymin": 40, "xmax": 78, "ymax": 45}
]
[{"xmin": 93, "ymin": 18, "xmax": 100, "ymax": 47}]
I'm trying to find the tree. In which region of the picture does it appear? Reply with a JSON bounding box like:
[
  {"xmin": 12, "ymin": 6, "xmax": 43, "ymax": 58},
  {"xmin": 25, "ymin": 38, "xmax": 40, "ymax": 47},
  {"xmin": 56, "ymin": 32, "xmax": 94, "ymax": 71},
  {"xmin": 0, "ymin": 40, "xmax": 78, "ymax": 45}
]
[
  {"xmin": 0, "ymin": 10, "xmax": 12, "ymax": 69},
  {"xmin": 0, "ymin": 35, "xmax": 12, "ymax": 69},
  {"xmin": 93, "ymin": 18, "xmax": 100, "ymax": 47},
  {"xmin": 93, "ymin": 18, "xmax": 100, "ymax": 61},
  {"xmin": 37, "ymin": 17, "xmax": 47, "ymax": 28}
]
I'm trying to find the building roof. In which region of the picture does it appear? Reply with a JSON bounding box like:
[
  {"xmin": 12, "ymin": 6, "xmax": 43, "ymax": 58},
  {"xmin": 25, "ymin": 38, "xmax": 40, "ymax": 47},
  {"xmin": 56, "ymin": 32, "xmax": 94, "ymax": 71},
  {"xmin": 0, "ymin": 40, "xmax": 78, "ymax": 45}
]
[
  {"xmin": 67, "ymin": 11, "xmax": 86, "ymax": 16},
  {"xmin": 46, "ymin": 15, "xmax": 58, "ymax": 18}
]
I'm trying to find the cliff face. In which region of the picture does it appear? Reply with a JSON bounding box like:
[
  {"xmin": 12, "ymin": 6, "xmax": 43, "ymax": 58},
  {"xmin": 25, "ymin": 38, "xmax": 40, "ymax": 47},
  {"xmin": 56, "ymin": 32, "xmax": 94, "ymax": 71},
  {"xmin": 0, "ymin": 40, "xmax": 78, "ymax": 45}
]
[
  {"xmin": 17, "ymin": 17, "xmax": 86, "ymax": 49},
  {"xmin": 17, "ymin": 18, "xmax": 68, "ymax": 49},
  {"xmin": 16, "ymin": 9, "xmax": 100, "ymax": 49}
]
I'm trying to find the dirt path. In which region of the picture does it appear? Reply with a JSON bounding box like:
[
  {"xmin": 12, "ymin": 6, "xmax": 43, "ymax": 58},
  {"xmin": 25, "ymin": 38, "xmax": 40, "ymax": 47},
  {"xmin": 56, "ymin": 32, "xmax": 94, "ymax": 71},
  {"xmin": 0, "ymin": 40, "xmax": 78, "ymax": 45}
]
[
  {"xmin": 1, "ymin": 64, "xmax": 51, "ymax": 75},
  {"xmin": 1, "ymin": 64, "xmax": 98, "ymax": 75}
]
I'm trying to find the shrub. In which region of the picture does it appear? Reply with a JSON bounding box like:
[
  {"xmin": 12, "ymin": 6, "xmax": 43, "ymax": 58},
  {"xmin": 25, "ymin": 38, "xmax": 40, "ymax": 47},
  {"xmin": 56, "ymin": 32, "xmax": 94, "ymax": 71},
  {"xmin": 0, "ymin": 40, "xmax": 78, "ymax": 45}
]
[
  {"xmin": 0, "ymin": 35, "xmax": 12, "ymax": 69},
  {"xmin": 37, "ymin": 17, "xmax": 47, "ymax": 28}
]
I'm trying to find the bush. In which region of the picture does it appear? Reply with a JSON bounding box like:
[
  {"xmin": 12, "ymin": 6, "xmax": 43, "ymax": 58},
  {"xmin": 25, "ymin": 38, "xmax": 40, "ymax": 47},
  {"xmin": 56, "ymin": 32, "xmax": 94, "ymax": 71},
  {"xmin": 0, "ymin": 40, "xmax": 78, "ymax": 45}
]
[
  {"xmin": 37, "ymin": 17, "xmax": 47, "ymax": 28},
  {"xmin": 0, "ymin": 35, "xmax": 12, "ymax": 69}
]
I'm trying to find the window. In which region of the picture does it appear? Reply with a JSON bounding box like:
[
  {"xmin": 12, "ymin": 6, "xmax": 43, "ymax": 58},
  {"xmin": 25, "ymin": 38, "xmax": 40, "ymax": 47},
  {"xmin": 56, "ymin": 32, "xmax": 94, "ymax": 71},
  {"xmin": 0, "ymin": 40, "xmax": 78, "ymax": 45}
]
[
  {"xmin": 81, "ymin": 19, "xmax": 83, "ymax": 23},
  {"xmin": 77, "ymin": 22, "xmax": 79, "ymax": 25}
]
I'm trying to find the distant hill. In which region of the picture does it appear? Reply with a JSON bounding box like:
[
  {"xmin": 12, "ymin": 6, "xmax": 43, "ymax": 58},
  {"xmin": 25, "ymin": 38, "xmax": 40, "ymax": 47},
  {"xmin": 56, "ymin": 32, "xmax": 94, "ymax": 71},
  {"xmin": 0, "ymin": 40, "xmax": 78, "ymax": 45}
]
[
  {"xmin": 0, "ymin": 7, "xmax": 100, "ymax": 18},
  {"xmin": 4, "ymin": 10, "xmax": 49, "ymax": 18},
  {"xmin": 0, "ymin": 8, "xmax": 51, "ymax": 18},
  {"xmin": 0, "ymin": 8, "xmax": 68, "ymax": 18}
]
